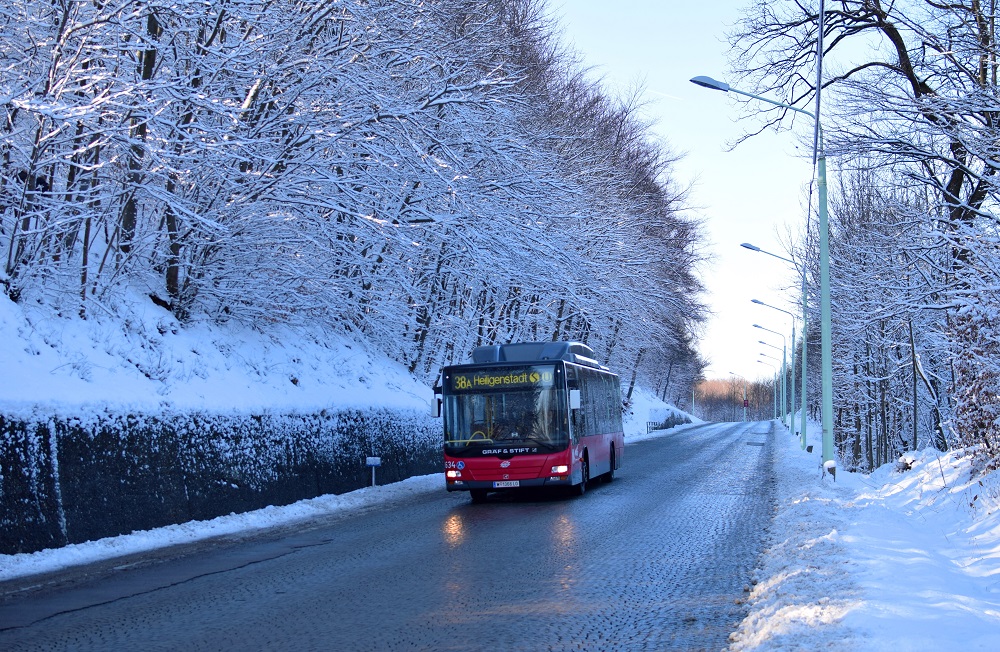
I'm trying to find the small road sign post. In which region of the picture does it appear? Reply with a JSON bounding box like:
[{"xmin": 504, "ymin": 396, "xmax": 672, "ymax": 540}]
[{"xmin": 366, "ymin": 456, "xmax": 382, "ymax": 487}]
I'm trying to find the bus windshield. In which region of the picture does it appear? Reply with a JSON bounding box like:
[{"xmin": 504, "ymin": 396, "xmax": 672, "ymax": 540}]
[{"xmin": 443, "ymin": 364, "xmax": 569, "ymax": 454}]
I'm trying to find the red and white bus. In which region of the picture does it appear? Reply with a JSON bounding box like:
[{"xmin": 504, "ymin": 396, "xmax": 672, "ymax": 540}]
[{"xmin": 433, "ymin": 342, "xmax": 624, "ymax": 502}]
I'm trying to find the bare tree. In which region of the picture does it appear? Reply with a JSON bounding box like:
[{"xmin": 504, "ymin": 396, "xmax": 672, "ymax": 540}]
[
  {"xmin": 731, "ymin": 0, "xmax": 1000, "ymax": 466},
  {"xmin": 1, "ymin": 0, "xmax": 709, "ymax": 411}
]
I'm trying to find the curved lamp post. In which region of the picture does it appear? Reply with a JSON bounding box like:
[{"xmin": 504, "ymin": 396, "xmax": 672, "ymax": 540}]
[
  {"xmin": 754, "ymin": 325, "xmax": 787, "ymax": 430},
  {"xmin": 744, "ymin": 243, "xmax": 809, "ymax": 451},
  {"xmin": 759, "ymin": 343, "xmax": 786, "ymax": 426},
  {"xmin": 741, "ymin": 242, "xmax": 792, "ymax": 263},
  {"xmin": 753, "ymin": 299, "xmax": 797, "ymax": 433},
  {"xmin": 695, "ymin": 75, "xmax": 834, "ymax": 472},
  {"xmin": 757, "ymin": 359, "xmax": 778, "ymax": 419}
]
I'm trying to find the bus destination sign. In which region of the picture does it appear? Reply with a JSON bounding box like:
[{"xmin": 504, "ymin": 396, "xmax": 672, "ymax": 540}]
[{"xmin": 450, "ymin": 367, "xmax": 555, "ymax": 392}]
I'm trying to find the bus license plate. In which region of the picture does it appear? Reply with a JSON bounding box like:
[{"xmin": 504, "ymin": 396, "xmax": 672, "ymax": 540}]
[{"xmin": 493, "ymin": 481, "xmax": 519, "ymax": 488}]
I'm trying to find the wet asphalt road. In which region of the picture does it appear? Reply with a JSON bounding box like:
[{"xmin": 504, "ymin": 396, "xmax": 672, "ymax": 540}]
[{"xmin": 0, "ymin": 421, "xmax": 775, "ymax": 651}]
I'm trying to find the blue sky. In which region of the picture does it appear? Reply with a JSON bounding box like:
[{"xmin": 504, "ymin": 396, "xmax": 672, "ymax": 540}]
[{"xmin": 551, "ymin": 1, "xmax": 815, "ymax": 382}]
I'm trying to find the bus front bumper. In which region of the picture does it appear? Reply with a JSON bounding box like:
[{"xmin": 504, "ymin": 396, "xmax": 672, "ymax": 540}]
[{"xmin": 446, "ymin": 476, "xmax": 574, "ymax": 492}]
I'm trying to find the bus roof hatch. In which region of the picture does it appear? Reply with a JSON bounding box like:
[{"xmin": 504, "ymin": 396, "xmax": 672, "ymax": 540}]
[{"xmin": 470, "ymin": 342, "xmax": 601, "ymax": 368}]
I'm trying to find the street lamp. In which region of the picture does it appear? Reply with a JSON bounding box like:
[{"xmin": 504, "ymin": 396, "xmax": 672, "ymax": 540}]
[
  {"xmin": 757, "ymin": 359, "xmax": 778, "ymax": 419},
  {"xmin": 695, "ymin": 75, "xmax": 834, "ymax": 472},
  {"xmin": 728, "ymin": 371, "xmax": 747, "ymax": 422},
  {"xmin": 753, "ymin": 298, "xmax": 797, "ymax": 433},
  {"xmin": 754, "ymin": 324, "xmax": 787, "ymax": 428},
  {"xmin": 741, "ymin": 242, "xmax": 793, "ymax": 264},
  {"xmin": 759, "ymin": 347, "xmax": 784, "ymax": 424},
  {"xmin": 745, "ymin": 243, "xmax": 809, "ymax": 451}
]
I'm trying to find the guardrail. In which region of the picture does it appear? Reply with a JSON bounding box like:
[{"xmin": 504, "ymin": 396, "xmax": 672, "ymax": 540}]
[{"xmin": 646, "ymin": 414, "xmax": 691, "ymax": 433}]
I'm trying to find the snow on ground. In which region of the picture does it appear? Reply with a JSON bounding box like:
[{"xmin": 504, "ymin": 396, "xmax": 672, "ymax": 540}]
[
  {"xmin": 0, "ymin": 473, "xmax": 444, "ymax": 582},
  {"xmin": 729, "ymin": 419, "xmax": 1000, "ymax": 651},
  {"xmin": 3, "ymin": 294, "xmax": 1000, "ymax": 649},
  {"xmin": 0, "ymin": 293, "xmax": 429, "ymax": 420}
]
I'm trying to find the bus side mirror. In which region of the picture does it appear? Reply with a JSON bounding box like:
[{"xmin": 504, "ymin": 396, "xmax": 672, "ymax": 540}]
[
  {"xmin": 569, "ymin": 389, "xmax": 581, "ymax": 410},
  {"xmin": 431, "ymin": 386, "xmax": 442, "ymax": 418}
]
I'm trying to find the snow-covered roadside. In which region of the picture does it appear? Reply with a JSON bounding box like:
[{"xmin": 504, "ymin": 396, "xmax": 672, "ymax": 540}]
[
  {"xmin": 729, "ymin": 420, "xmax": 1000, "ymax": 651},
  {"xmin": 0, "ymin": 473, "xmax": 444, "ymax": 582}
]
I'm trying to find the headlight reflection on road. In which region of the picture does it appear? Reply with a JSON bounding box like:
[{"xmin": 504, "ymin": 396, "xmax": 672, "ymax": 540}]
[
  {"xmin": 552, "ymin": 514, "xmax": 578, "ymax": 591},
  {"xmin": 442, "ymin": 513, "xmax": 465, "ymax": 548},
  {"xmin": 552, "ymin": 514, "xmax": 576, "ymax": 551}
]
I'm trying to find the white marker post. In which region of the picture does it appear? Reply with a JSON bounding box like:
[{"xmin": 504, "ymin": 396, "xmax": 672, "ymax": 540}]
[{"xmin": 366, "ymin": 456, "xmax": 382, "ymax": 487}]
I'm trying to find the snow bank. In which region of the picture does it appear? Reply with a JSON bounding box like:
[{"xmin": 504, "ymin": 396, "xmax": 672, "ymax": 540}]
[
  {"xmin": 729, "ymin": 422, "xmax": 1000, "ymax": 651},
  {"xmin": 0, "ymin": 293, "xmax": 430, "ymax": 419}
]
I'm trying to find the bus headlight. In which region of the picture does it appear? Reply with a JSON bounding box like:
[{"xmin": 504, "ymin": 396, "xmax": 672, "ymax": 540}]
[
  {"xmin": 551, "ymin": 465, "xmax": 569, "ymax": 474},
  {"xmin": 446, "ymin": 470, "xmax": 462, "ymax": 479}
]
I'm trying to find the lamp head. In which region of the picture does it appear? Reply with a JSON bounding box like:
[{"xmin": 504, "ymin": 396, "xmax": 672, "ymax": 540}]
[
  {"xmin": 751, "ymin": 299, "xmax": 764, "ymax": 305},
  {"xmin": 690, "ymin": 76, "xmax": 730, "ymax": 92},
  {"xmin": 741, "ymin": 242, "xmax": 761, "ymax": 251}
]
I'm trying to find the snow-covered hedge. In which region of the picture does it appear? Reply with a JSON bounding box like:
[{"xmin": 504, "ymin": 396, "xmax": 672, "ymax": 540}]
[{"xmin": 0, "ymin": 408, "xmax": 439, "ymax": 554}]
